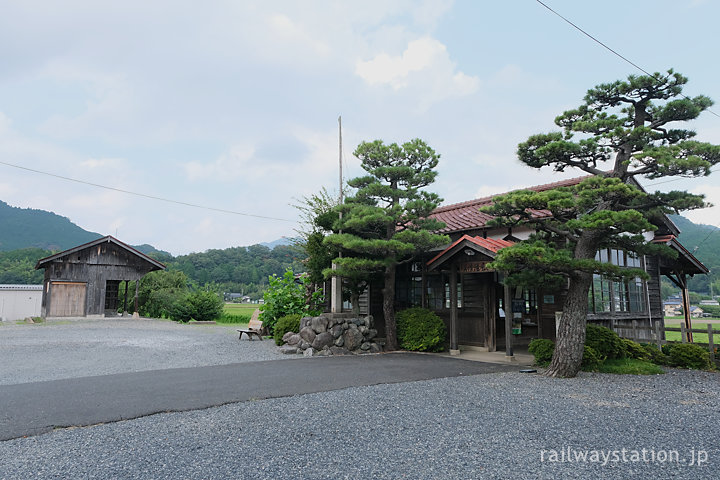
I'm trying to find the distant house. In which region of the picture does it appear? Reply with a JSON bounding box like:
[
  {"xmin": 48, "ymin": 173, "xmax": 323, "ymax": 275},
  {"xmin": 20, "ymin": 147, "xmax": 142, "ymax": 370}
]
[
  {"xmin": 699, "ymin": 299, "xmax": 719, "ymax": 306},
  {"xmin": 35, "ymin": 236, "xmax": 165, "ymax": 318},
  {"xmin": 690, "ymin": 306, "xmax": 704, "ymax": 318},
  {"xmin": 0, "ymin": 284, "xmax": 43, "ymax": 322},
  {"xmin": 663, "ymin": 300, "xmax": 682, "ymax": 317}
]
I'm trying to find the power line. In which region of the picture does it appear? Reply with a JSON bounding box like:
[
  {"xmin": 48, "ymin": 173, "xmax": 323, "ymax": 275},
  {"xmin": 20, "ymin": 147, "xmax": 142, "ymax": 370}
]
[
  {"xmin": 535, "ymin": 0, "xmax": 720, "ymax": 119},
  {"xmin": 0, "ymin": 160, "xmax": 295, "ymax": 223}
]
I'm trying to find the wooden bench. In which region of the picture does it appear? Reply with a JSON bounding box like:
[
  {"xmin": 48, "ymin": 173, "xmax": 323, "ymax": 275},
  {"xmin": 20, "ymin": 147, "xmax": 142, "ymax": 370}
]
[{"xmin": 238, "ymin": 310, "xmax": 264, "ymax": 340}]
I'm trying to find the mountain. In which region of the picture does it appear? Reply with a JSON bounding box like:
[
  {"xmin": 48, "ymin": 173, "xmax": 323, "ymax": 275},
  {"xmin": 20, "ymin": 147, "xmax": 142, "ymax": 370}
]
[
  {"xmin": 260, "ymin": 237, "xmax": 297, "ymax": 249},
  {"xmin": 670, "ymin": 215, "xmax": 720, "ymax": 293},
  {"xmin": 0, "ymin": 200, "xmax": 103, "ymax": 252}
]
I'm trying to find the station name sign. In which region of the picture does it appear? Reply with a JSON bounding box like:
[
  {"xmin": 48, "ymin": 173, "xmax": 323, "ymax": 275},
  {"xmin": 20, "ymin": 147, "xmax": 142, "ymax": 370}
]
[{"xmin": 458, "ymin": 261, "xmax": 494, "ymax": 273}]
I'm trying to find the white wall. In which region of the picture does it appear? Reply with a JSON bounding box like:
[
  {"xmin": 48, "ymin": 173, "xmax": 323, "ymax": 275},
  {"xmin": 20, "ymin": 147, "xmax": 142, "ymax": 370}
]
[{"xmin": 0, "ymin": 286, "xmax": 43, "ymax": 322}]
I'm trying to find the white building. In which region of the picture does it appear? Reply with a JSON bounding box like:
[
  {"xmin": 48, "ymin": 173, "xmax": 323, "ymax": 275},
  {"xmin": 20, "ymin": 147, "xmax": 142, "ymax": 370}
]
[{"xmin": 0, "ymin": 285, "xmax": 43, "ymax": 322}]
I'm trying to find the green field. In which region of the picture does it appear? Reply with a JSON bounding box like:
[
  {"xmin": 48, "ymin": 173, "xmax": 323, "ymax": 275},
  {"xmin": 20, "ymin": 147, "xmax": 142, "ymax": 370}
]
[
  {"xmin": 217, "ymin": 303, "xmax": 259, "ymax": 325},
  {"xmin": 663, "ymin": 319, "xmax": 720, "ymax": 344},
  {"xmin": 223, "ymin": 303, "xmax": 260, "ymax": 314}
]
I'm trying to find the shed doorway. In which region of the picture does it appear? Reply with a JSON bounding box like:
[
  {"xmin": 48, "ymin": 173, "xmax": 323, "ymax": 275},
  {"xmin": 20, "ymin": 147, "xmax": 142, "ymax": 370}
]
[{"xmin": 48, "ymin": 282, "xmax": 87, "ymax": 317}]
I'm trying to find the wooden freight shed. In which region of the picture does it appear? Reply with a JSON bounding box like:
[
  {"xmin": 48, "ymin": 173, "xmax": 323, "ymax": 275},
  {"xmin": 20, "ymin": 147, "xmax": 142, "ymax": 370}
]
[{"xmin": 35, "ymin": 236, "xmax": 165, "ymax": 318}]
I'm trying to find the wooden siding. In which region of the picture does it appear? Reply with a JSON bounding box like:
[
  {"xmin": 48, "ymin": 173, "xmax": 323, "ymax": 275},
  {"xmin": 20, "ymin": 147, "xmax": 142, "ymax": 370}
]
[
  {"xmin": 41, "ymin": 241, "xmax": 159, "ymax": 317},
  {"xmin": 48, "ymin": 282, "xmax": 87, "ymax": 317}
]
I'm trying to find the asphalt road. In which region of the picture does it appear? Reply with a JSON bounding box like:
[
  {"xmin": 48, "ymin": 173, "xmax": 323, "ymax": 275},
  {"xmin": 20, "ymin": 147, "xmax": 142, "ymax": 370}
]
[{"xmin": 0, "ymin": 352, "xmax": 515, "ymax": 441}]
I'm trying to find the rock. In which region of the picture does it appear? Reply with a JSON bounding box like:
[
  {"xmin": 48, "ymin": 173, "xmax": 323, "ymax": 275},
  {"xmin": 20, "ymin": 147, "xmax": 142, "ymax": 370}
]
[
  {"xmin": 299, "ymin": 341, "xmax": 310, "ymax": 350},
  {"xmin": 312, "ymin": 332, "xmax": 335, "ymax": 350},
  {"xmin": 304, "ymin": 347, "xmax": 315, "ymax": 357},
  {"xmin": 330, "ymin": 346, "xmax": 352, "ymax": 356},
  {"xmin": 279, "ymin": 345, "xmax": 298, "ymax": 354},
  {"xmin": 299, "ymin": 326, "xmax": 316, "ymax": 344},
  {"xmin": 366, "ymin": 329, "xmax": 377, "ymax": 340},
  {"xmin": 286, "ymin": 334, "xmax": 301, "ymax": 346},
  {"xmin": 351, "ymin": 317, "xmax": 364, "ymax": 326},
  {"xmin": 343, "ymin": 327, "xmax": 364, "ymax": 351},
  {"xmin": 311, "ymin": 316, "xmax": 329, "ymax": 334},
  {"xmin": 334, "ymin": 336, "xmax": 344, "ymax": 347},
  {"xmin": 368, "ymin": 343, "xmax": 382, "ymax": 353},
  {"xmin": 315, "ymin": 349, "xmax": 331, "ymax": 357},
  {"xmin": 330, "ymin": 324, "xmax": 344, "ymax": 338},
  {"xmin": 360, "ymin": 342, "xmax": 371, "ymax": 351},
  {"xmin": 342, "ymin": 322, "xmax": 349, "ymax": 330},
  {"xmin": 300, "ymin": 316, "xmax": 312, "ymax": 329},
  {"xmin": 282, "ymin": 331, "xmax": 295, "ymax": 343},
  {"xmin": 359, "ymin": 325, "xmax": 368, "ymax": 335}
]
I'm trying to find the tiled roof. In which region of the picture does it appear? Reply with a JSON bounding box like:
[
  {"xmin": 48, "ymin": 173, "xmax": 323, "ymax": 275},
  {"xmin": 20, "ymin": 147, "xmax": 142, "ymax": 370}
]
[
  {"xmin": 431, "ymin": 175, "xmax": 589, "ymax": 234},
  {"xmin": 652, "ymin": 234, "xmax": 709, "ymax": 274},
  {"xmin": 427, "ymin": 234, "xmax": 514, "ymax": 269}
]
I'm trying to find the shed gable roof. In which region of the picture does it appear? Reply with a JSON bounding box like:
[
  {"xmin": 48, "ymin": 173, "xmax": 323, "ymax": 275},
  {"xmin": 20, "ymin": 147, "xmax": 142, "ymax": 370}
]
[
  {"xmin": 35, "ymin": 235, "xmax": 166, "ymax": 271},
  {"xmin": 427, "ymin": 234, "xmax": 514, "ymax": 271}
]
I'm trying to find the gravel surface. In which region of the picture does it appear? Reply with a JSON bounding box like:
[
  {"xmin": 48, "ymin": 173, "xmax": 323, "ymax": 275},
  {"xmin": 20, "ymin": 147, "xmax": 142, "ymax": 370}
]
[
  {"xmin": 0, "ymin": 318, "xmax": 288, "ymax": 385},
  {"xmin": 1, "ymin": 368, "xmax": 718, "ymax": 479}
]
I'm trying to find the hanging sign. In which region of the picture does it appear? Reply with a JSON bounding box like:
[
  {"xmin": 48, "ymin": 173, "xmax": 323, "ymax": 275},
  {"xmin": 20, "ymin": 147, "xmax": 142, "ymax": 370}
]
[{"xmin": 459, "ymin": 261, "xmax": 493, "ymax": 273}]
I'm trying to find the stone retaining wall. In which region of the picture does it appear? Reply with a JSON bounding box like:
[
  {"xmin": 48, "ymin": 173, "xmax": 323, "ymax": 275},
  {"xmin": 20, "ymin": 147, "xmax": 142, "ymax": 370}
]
[{"xmin": 280, "ymin": 313, "xmax": 382, "ymax": 356}]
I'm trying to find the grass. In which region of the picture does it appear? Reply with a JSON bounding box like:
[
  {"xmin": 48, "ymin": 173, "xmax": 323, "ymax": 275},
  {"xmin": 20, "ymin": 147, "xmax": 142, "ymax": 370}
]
[
  {"xmin": 598, "ymin": 358, "xmax": 665, "ymax": 375},
  {"xmin": 223, "ymin": 303, "xmax": 259, "ymax": 314}
]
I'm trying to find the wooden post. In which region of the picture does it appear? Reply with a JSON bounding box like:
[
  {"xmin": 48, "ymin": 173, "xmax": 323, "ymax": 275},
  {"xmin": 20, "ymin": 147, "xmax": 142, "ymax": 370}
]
[
  {"xmin": 449, "ymin": 265, "xmax": 459, "ymax": 353},
  {"xmin": 680, "ymin": 322, "xmax": 687, "ymax": 344},
  {"xmin": 487, "ymin": 281, "xmax": 496, "ymax": 352},
  {"xmin": 504, "ymin": 282, "xmax": 512, "ymax": 357},
  {"xmin": 708, "ymin": 324, "xmax": 716, "ymax": 363},
  {"xmin": 134, "ymin": 280, "xmax": 139, "ymax": 316},
  {"xmin": 655, "ymin": 321, "xmax": 663, "ymax": 351},
  {"xmin": 123, "ymin": 281, "xmax": 129, "ymax": 315},
  {"xmin": 632, "ymin": 320, "xmax": 638, "ymax": 342},
  {"xmin": 681, "ymin": 280, "xmax": 693, "ymax": 342}
]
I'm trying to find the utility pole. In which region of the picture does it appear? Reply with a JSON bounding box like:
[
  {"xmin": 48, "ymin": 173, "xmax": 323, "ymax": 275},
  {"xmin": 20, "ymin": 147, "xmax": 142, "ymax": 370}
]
[{"xmin": 330, "ymin": 116, "xmax": 344, "ymax": 313}]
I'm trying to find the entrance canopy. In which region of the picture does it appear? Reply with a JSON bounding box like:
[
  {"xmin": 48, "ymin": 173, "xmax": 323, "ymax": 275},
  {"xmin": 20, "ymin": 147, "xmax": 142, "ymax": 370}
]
[{"xmin": 427, "ymin": 234, "xmax": 514, "ymax": 271}]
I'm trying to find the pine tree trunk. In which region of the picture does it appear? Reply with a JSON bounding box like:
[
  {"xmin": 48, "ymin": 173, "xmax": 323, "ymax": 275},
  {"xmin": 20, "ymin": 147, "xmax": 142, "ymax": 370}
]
[
  {"xmin": 383, "ymin": 263, "xmax": 398, "ymax": 351},
  {"xmin": 545, "ymin": 271, "xmax": 592, "ymax": 377},
  {"xmin": 545, "ymin": 231, "xmax": 599, "ymax": 378}
]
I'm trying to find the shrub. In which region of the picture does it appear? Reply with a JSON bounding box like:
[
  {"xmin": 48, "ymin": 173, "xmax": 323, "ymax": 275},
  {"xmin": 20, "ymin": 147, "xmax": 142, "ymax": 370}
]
[
  {"xmin": 274, "ymin": 314, "xmax": 302, "ymax": 346},
  {"xmin": 580, "ymin": 346, "xmax": 603, "ymax": 372},
  {"xmin": 528, "ymin": 339, "xmax": 555, "ymax": 367},
  {"xmin": 169, "ymin": 290, "xmax": 224, "ymax": 323},
  {"xmin": 260, "ymin": 269, "xmax": 323, "ymax": 335},
  {"xmin": 621, "ymin": 338, "xmax": 650, "ymax": 361},
  {"xmin": 667, "ymin": 343, "xmax": 712, "ymax": 370},
  {"xmin": 585, "ymin": 323, "xmax": 626, "ymax": 359},
  {"xmin": 396, "ymin": 307, "xmax": 446, "ymax": 352},
  {"xmin": 640, "ymin": 344, "xmax": 670, "ymax": 366}
]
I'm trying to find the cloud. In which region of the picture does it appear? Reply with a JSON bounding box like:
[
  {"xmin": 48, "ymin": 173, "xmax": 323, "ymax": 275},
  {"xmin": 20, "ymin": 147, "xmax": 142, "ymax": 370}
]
[
  {"xmin": 183, "ymin": 145, "xmax": 256, "ymax": 182},
  {"xmin": 357, "ymin": 36, "xmax": 477, "ymax": 88}
]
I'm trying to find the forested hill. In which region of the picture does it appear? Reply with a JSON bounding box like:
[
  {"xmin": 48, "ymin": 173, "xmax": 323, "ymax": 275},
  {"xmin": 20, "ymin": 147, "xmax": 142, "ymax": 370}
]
[
  {"xmin": 670, "ymin": 215, "xmax": 720, "ymax": 293},
  {"xmin": 0, "ymin": 200, "xmax": 102, "ymax": 251}
]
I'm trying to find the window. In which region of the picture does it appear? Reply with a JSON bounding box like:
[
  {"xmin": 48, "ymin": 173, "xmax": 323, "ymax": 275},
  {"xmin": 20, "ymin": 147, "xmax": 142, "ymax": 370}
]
[
  {"xmin": 588, "ymin": 249, "xmax": 646, "ymax": 314},
  {"xmin": 444, "ymin": 280, "xmax": 462, "ymax": 308},
  {"xmin": 427, "ymin": 274, "xmax": 444, "ymax": 310}
]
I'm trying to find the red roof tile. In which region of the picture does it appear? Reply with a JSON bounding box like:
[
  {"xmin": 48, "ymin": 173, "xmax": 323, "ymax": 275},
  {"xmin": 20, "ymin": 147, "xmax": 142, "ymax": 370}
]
[
  {"xmin": 431, "ymin": 175, "xmax": 589, "ymax": 234},
  {"xmin": 426, "ymin": 234, "xmax": 514, "ymax": 268}
]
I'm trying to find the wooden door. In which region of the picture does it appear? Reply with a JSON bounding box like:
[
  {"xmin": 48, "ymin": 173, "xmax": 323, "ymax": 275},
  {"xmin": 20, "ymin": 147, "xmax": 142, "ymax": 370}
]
[{"xmin": 49, "ymin": 282, "xmax": 87, "ymax": 317}]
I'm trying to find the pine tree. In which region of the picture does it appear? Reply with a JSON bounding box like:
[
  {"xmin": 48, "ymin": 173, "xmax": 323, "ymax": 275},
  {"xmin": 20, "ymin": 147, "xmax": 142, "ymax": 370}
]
[
  {"xmin": 324, "ymin": 138, "xmax": 449, "ymax": 350},
  {"xmin": 483, "ymin": 70, "xmax": 720, "ymax": 377}
]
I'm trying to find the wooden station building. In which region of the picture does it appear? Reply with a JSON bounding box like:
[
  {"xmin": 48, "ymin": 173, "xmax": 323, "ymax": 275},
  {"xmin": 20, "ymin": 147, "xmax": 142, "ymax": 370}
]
[
  {"xmin": 35, "ymin": 236, "xmax": 165, "ymax": 318},
  {"xmin": 362, "ymin": 176, "xmax": 708, "ymax": 352}
]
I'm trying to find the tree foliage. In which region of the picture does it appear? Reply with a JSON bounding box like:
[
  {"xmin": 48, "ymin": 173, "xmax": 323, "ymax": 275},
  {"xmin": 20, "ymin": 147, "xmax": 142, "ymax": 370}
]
[
  {"xmin": 483, "ymin": 70, "xmax": 720, "ymax": 378},
  {"xmin": 259, "ymin": 269, "xmax": 323, "ymax": 334},
  {"xmin": 324, "ymin": 139, "xmax": 449, "ymax": 350}
]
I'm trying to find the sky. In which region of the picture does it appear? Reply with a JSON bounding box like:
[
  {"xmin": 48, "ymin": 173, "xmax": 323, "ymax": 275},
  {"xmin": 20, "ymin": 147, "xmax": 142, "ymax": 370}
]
[{"xmin": 1, "ymin": 0, "xmax": 719, "ymax": 256}]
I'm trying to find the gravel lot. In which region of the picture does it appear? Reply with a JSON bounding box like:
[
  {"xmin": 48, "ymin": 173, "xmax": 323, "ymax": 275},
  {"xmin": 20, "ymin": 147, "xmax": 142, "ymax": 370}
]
[
  {"xmin": 1, "ymin": 319, "xmax": 718, "ymax": 479},
  {"xmin": 0, "ymin": 318, "xmax": 288, "ymax": 385}
]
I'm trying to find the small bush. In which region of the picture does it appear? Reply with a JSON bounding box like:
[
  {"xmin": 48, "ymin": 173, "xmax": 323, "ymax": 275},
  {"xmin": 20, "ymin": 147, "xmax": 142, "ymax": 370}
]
[
  {"xmin": 661, "ymin": 343, "xmax": 673, "ymax": 356},
  {"xmin": 581, "ymin": 345, "xmax": 603, "ymax": 372},
  {"xmin": 640, "ymin": 344, "xmax": 670, "ymax": 366},
  {"xmin": 621, "ymin": 338, "xmax": 650, "ymax": 361},
  {"xmin": 396, "ymin": 307, "xmax": 446, "ymax": 352},
  {"xmin": 667, "ymin": 343, "xmax": 712, "ymax": 370},
  {"xmin": 274, "ymin": 314, "xmax": 302, "ymax": 346},
  {"xmin": 528, "ymin": 338, "xmax": 555, "ymax": 367},
  {"xmin": 585, "ymin": 324, "xmax": 626, "ymax": 359},
  {"xmin": 169, "ymin": 290, "xmax": 224, "ymax": 323}
]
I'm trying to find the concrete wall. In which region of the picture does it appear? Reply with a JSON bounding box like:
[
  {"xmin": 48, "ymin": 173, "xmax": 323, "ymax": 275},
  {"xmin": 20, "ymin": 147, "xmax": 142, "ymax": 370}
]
[{"xmin": 0, "ymin": 285, "xmax": 43, "ymax": 322}]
